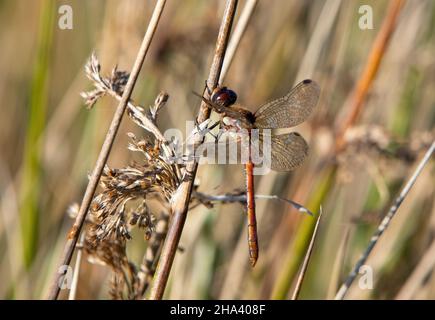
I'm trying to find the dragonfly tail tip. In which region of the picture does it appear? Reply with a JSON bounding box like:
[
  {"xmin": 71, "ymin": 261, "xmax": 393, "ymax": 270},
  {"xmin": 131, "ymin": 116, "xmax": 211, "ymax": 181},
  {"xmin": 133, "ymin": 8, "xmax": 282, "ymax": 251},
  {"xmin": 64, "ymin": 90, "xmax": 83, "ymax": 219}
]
[{"xmin": 249, "ymin": 257, "xmax": 257, "ymax": 267}]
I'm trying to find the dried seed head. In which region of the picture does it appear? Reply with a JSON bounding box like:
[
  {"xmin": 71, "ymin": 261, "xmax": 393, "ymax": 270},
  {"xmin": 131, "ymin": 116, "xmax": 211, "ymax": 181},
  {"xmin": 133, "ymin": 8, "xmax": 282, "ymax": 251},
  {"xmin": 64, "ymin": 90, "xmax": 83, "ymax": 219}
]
[
  {"xmin": 81, "ymin": 53, "xmax": 180, "ymax": 299},
  {"xmin": 110, "ymin": 65, "xmax": 129, "ymax": 94},
  {"xmin": 84, "ymin": 134, "xmax": 178, "ymax": 298},
  {"xmin": 81, "ymin": 54, "xmax": 131, "ymax": 108},
  {"xmin": 149, "ymin": 91, "xmax": 169, "ymax": 120}
]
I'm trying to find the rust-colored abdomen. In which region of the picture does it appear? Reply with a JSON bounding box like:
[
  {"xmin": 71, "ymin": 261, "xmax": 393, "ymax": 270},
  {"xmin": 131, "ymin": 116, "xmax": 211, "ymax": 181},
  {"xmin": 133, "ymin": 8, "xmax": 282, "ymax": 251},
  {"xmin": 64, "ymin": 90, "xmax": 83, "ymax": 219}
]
[{"xmin": 246, "ymin": 161, "xmax": 258, "ymax": 267}]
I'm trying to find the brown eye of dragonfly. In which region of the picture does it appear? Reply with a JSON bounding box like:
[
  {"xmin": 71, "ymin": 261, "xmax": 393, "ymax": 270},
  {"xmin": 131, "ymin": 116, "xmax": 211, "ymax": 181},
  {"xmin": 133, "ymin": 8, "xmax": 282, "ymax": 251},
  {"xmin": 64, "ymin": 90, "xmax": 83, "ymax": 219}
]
[{"xmin": 211, "ymin": 87, "xmax": 237, "ymax": 107}]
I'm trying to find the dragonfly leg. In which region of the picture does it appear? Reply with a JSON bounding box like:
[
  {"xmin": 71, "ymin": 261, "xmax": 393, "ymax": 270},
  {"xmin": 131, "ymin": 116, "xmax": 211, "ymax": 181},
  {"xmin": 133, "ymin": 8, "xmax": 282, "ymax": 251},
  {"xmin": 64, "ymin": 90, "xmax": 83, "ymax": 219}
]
[
  {"xmin": 192, "ymin": 118, "xmax": 214, "ymax": 140},
  {"xmin": 215, "ymin": 125, "xmax": 229, "ymax": 143},
  {"xmin": 207, "ymin": 120, "xmax": 220, "ymax": 131},
  {"xmin": 194, "ymin": 119, "xmax": 222, "ymax": 141},
  {"xmin": 203, "ymin": 120, "xmax": 222, "ymax": 142},
  {"xmin": 210, "ymin": 117, "xmax": 233, "ymax": 143}
]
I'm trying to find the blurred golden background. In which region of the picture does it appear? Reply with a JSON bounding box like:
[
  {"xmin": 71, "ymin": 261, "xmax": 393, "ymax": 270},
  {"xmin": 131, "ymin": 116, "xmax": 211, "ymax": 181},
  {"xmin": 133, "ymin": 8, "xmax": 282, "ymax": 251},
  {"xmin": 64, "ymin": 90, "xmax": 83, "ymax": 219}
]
[{"xmin": 0, "ymin": 0, "xmax": 434, "ymax": 299}]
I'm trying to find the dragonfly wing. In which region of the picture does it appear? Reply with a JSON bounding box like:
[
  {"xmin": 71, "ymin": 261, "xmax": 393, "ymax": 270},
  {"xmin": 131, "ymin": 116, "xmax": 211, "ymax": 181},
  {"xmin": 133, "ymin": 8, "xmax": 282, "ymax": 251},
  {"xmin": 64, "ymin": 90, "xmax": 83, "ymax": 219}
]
[
  {"xmin": 257, "ymin": 132, "xmax": 308, "ymax": 171},
  {"xmin": 254, "ymin": 79, "xmax": 320, "ymax": 129}
]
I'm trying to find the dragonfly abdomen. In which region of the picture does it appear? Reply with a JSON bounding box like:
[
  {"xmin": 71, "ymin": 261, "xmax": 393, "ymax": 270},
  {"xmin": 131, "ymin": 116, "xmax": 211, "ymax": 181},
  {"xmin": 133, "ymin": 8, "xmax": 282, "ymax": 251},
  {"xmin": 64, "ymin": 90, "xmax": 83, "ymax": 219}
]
[{"xmin": 246, "ymin": 161, "xmax": 258, "ymax": 267}]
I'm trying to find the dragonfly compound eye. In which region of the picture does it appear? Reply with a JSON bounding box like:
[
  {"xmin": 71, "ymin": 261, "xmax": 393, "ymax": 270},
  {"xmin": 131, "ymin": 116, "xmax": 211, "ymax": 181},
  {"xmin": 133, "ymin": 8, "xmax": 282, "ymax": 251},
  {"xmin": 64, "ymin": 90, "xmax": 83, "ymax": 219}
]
[{"xmin": 211, "ymin": 87, "xmax": 237, "ymax": 107}]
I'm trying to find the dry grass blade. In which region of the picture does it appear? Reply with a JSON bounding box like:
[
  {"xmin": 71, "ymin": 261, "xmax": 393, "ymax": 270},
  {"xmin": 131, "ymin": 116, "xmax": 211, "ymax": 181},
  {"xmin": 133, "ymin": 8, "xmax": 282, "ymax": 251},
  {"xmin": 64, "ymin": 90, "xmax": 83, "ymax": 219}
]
[
  {"xmin": 335, "ymin": 141, "xmax": 435, "ymax": 300},
  {"xmin": 68, "ymin": 232, "xmax": 85, "ymax": 300},
  {"xmin": 295, "ymin": 0, "xmax": 342, "ymax": 81},
  {"xmin": 192, "ymin": 191, "xmax": 314, "ymax": 216},
  {"xmin": 148, "ymin": 0, "xmax": 239, "ymax": 300},
  {"xmin": 395, "ymin": 237, "xmax": 435, "ymax": 299},
  {"xmin": 46, "ymin": 0, "xmax": 167, "ymax": 300},
  {"xmin": 220, "ymin": 0, "xmax": 257, "ymax": 83},
  {"xmin": 326, "ymin": 226, "xmax": 350, "ymax": 299},
  {"xmin": 291, "ymin": 207, "xmax": 323, "ymax": 300},
  {"xmin": 335, "ymin": 0, "xmax": 405, "ymax": 150},
  {"xmin": 136, "ymin": 210, "xmax": 170, "ymax": 298}
]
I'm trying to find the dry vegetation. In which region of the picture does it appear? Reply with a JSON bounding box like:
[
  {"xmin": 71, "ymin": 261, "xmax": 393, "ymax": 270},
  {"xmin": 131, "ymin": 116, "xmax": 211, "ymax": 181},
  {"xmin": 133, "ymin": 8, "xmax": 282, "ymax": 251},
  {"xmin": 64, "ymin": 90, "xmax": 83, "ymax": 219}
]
[{"xmin": 0, "ymin": 0, "xmax": 434, "ymax": 300}]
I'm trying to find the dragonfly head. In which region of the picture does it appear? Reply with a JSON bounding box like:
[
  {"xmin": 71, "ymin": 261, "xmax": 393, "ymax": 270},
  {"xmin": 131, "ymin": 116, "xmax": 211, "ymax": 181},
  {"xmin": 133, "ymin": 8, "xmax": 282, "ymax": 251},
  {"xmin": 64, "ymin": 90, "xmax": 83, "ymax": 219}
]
[{"xmin": 211, "ymin": 86, "xmax": 237, "ymax": 108}]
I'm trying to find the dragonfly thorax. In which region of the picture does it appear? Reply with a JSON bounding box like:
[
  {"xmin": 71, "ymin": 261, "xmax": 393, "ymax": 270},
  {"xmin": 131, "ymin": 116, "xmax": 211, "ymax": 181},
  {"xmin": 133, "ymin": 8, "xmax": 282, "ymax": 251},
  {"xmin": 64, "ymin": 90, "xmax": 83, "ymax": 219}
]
[
  {"xmin": 222, "ymin": 116, "xmax": 246, "ymax": 131},
  {"xmin": 226, "ymin": 104, "xmax": 256, "ymax": 129}
]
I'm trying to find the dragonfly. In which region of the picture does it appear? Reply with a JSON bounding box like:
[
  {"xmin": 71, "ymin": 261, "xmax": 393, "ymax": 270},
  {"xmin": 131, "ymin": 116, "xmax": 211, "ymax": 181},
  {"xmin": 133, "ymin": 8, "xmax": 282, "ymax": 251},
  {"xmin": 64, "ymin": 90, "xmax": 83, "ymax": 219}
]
[{"xmin": 196, "ymin": 79, "xmax": 320, "ymax": 267}]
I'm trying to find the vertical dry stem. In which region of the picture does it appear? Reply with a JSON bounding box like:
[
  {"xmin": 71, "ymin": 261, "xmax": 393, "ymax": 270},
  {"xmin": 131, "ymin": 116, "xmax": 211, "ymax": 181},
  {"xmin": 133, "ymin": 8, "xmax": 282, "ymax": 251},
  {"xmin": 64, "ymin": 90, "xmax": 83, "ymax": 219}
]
[
  {"xmin": 46, "ymin": 0, "xmax": 167, "ymax": 300},
  {"xmin": 291, "ymin": 208, "xmax": 323, "ymax": 300},
  {"xmin": 335, "ymin": 0, "xmax": 404, "ymax": 150},
  {"xmin": 148, "ymin": 0, "xmax": 239, "ymax": 300}
]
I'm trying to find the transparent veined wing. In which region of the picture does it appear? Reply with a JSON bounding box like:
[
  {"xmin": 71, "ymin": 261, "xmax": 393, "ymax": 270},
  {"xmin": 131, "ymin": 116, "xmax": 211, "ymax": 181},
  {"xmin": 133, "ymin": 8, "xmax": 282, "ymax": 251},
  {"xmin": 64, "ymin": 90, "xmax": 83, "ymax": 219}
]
[
  {"xmin": 254, "ymin": 79, "xmax": 320, "ymax": 129},
  {"xmin": 253, "ymin": 132, "xmax": 308, "ymax": 171}
]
